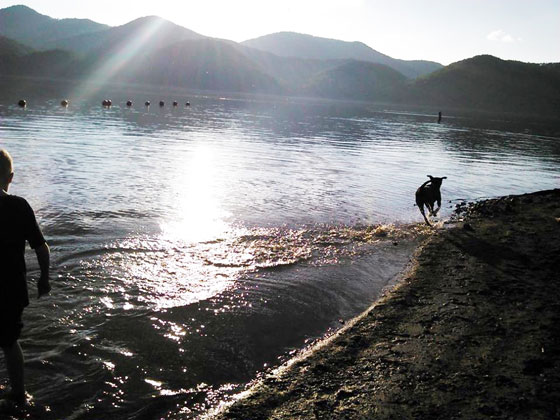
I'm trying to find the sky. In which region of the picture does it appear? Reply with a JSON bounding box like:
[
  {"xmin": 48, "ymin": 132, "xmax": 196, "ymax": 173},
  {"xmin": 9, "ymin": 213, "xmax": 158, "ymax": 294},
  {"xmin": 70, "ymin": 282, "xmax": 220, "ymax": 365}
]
[{"xmin": 2, "ymin": 0, "xmax": 559, "ymax": 65}]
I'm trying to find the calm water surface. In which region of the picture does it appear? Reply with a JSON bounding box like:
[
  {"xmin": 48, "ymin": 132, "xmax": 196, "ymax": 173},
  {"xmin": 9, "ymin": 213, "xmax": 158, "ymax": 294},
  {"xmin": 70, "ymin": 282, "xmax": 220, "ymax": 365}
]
[{"xmin": 0, "ymin": 94, "xmax": 559, "ymax": 419}]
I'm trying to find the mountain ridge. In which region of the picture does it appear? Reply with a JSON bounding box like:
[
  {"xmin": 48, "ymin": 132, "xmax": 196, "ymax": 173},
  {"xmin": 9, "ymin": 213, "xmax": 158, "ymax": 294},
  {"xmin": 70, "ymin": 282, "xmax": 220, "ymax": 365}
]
[
  {"xmin": 0, "ymin": 5, "xmax": 109, "ymax": 49},
  {"xmin": 25, "ymin": 15, "xmax": 207, "ymax": 56},
  {"xmin": 242, "ymin": 31, "xmax": 443, "ymax": 79},
  {"xmin": 0, "ymin": 5, "xmax": 559, "ymax": 118},
  {"xmin": 0, "ymin": 5, "xmax": 440, "ymax": 79}
]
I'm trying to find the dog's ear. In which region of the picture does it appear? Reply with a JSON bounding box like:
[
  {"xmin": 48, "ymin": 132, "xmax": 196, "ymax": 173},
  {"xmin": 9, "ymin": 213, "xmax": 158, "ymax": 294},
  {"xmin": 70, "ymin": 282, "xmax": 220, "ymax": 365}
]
[
  {"xmin": 442, "ymin": 176, "xmax": 447, "ymax": 179},
  {"xmin": 427, "ymin": 175, "xmax": 433, "ymax": 179}
]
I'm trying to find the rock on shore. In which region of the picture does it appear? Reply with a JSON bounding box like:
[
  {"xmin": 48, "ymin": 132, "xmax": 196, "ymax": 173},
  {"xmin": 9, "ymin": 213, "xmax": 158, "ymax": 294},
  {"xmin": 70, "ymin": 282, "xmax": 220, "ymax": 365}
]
[{"xmin": 214, "ymin": 189, "xmax": 560, "ymax": 420}]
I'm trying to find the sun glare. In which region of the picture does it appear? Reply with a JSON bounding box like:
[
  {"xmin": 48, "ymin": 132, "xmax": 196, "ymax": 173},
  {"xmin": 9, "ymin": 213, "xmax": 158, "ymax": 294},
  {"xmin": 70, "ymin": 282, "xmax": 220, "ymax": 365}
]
[{"xmin": 159, "ymin": 144, "xmax": 232, "ymax": 245}]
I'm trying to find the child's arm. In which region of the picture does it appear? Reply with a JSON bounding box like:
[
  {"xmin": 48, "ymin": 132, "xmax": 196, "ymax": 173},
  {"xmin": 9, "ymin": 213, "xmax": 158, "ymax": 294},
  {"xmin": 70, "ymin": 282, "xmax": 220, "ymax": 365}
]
[{"xmin": 35, "ymin": 242, "xmax": 51, "ymax": 298}]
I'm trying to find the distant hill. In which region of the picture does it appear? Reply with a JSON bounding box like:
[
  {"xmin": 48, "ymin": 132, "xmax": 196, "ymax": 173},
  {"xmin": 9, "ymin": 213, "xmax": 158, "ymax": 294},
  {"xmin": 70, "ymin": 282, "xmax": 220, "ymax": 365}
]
[
  {"xmin": 0, "ymin": 35, "xmax": 33, "ymax": 56},
  {"xmin": 0, "ymin": 5, "xmax": 109, "ymax": 49},
  {"xmin": 404, "ymin": 55, "xmax": 560, "ymax": 117},
  {"xmin": 242, "ymin": 32, "xmax": 442, "ymax": 79},
  {"xmin": 302, "ymin": 60, "xmax": 406, "ymax": 100},
  {"xmin": 103, "ymin": 38, "xmax": 284, "ymax": 93},
  {"xmin": 236, "ymin": 45, "xmax": 342, "ymax": 91},
  {"xmin": 0, "ymin": 45, "xmax": 75, "ymax": 79},
  {"xmin": 0, "ymin": 35, "xmax": 33, "ymax": 75}
]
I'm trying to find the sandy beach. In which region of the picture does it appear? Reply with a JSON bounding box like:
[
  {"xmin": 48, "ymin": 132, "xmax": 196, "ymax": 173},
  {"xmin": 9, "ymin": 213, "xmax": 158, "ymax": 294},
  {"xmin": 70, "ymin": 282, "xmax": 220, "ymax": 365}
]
[{"xmin": 214, "ymin": 189, "xmax": 560, "ymax": 419}]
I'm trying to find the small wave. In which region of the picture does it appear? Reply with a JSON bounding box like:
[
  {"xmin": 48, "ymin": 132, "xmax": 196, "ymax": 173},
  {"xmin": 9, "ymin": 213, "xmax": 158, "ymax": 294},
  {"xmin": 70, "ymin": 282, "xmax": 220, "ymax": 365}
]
[{"xmin": 203, "ymin": 222, "xmax": 430, "ymax": 272}]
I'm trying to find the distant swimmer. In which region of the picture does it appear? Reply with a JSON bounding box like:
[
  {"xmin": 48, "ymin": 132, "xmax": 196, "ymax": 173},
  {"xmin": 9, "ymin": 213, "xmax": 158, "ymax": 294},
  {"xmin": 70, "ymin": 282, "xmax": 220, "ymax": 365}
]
[
  {"xmin": 18, "ymin": 100, "xmax": 26, "ymax": 108},
  {"xmin": 102, "ymin": 99, "xmax": 112, "ymax": 107},
  {"xmin": 159, "ymin": 101, "xmax": 164, "ymax": 107},
  {"xmin": 437, "ymin": 111, "xmax": 442, "ymax": 123},
  {"xmin": 126, "ymin": 100, "xmax": 133, "ymax": 107},
  {"xmin": 145, "ymin": 101, "xmax": 150, "ymax": 107},
  {"xmin": 185, "ymin": 102, "xmax": 190, "ymax": 107},
  {"xmin": 173, "ymin": 101, "xmax": 178, "ymax": 107},
  {"xmin": 60, "ymin": 99, "xmax": 69, "ymax": 107}
]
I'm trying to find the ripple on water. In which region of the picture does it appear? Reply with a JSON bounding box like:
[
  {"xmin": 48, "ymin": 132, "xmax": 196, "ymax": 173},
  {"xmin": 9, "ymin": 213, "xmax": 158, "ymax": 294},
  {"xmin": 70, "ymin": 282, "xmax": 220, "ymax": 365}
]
[{"xmin": 2, "ymin": 97, "xmax": 559, "ymax": 419}]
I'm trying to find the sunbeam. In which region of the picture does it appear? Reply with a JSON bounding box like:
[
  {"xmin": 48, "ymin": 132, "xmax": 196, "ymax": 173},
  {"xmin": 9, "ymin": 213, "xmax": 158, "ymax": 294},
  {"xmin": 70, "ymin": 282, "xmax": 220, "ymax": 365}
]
[{"xmin": 69, "ymin": 17, "xmax": 167, "ymax": 102}]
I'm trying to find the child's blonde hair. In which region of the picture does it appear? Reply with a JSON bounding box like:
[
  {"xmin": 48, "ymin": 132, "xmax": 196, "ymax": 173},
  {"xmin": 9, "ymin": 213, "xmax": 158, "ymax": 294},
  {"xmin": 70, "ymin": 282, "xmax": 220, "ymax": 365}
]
[{"xmin": 0, "ymin": 149, "xmax": 14, "ymax": 182}]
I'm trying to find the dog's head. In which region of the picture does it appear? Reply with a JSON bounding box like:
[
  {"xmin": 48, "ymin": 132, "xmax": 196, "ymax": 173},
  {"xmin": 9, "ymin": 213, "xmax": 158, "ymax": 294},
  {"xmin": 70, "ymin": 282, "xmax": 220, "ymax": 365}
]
[{"xmin": 427, "ymin": 175, "xmax": 447, "ymax": 188}]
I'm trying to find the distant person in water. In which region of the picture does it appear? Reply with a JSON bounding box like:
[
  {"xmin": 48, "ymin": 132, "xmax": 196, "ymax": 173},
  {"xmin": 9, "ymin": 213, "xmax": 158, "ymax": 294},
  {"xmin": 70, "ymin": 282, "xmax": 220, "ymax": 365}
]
[
  {"xmin": 438, "ymin": 111, "xmax": 442, "ymax": 123},
  {"xmin": 0, "ymin": 149, "xmax": 50, "ymax": 409}
]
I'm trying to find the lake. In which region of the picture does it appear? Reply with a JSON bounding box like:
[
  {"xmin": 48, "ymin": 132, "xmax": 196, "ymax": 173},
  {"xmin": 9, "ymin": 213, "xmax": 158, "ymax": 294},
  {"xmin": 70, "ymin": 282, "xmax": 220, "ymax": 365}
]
[{"xmin": 0, "ymin": 92, "xmax": 559, "ymax": 419}]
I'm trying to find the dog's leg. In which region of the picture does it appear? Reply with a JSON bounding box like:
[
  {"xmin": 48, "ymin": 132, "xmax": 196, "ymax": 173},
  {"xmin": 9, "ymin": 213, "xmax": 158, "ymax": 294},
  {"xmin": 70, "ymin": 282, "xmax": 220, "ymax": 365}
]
[
  {"xmin": 431, "ymin": 202, "xmax": 439, "ymax": 216},
  {"xmin": 418, "ymin": 203, "xmax": 431, "ymax": 226},
  {"xmin": 433, "ymin": 194, "xmax": 442, "ymax": 216},
  {"xmin": 427, "ymin": 202, "xmax": 434, "ymax": 216}
]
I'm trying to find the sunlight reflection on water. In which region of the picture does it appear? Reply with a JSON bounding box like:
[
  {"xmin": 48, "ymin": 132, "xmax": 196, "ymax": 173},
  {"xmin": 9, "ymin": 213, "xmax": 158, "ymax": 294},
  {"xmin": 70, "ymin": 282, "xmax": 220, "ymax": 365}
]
[{"xmin": 0, "ymin": 94, "xmax": 559, "ymax": 419}]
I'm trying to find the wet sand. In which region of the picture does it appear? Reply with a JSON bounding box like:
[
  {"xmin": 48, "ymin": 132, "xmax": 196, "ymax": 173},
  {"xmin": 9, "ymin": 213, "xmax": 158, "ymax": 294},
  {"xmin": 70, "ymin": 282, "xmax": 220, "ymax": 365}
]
[{"xmin": 214, "ymin": 189, "xmax": 560, "ymax": 419}]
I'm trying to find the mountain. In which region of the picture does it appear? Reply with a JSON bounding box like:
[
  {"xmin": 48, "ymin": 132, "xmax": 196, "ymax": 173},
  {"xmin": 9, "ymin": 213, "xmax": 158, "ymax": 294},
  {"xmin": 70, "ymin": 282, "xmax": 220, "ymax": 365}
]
[
  {"xmin": 242, "ymin": 32, "xmax": 442, "ymax": 79},
  {"xmin": 0, "ymin": 39, "xmax": 284, "ymax": 95},
  {"xmin": 1, "ymin": 6, "xmax": 558, "ymax": 118},
  {"xmin": 236, "ymin": 45, "xmax": 342, "ymax": 90},
  {"xmin": 302, "ymin": 60, "xmax": 406, "ymax": 100},
  {"xmin": 237, "ymin": 42, "xmax": 409, "ymax": 98},
  {"xmin": 404, "ymin": 55, "xmax": 560, "ymax": 116},
  {"xmin": 101, "ymin": 38, "xmax": 284, "ymax": 93},
  {"xmin": 0, "ymin": 5, "xmax": 109, "ymax": 49},
  {"xmin": 40, "ymin": 15, "xmax": 206, "ymax": 56},
  {"xmin": 49, "ymin": 18, "xmax": 277, "ymax": 93}
]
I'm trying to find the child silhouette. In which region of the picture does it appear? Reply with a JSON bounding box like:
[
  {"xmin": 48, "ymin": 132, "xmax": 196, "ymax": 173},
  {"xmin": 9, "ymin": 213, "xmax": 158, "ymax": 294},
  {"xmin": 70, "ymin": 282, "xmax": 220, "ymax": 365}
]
[{"xmin": 0, "ymin": 149, "xmax": 50, "ymax": 409}]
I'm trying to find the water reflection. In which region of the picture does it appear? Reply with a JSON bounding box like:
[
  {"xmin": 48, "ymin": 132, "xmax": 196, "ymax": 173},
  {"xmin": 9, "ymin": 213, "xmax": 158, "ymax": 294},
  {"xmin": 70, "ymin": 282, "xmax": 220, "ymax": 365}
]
[
  {"xmin": 1, "ymin": 93, "xmax": 559, "ymax": 419},
  {"xmin": 160, "ymin": 142, "xmax": 231, "ymax": 244}
]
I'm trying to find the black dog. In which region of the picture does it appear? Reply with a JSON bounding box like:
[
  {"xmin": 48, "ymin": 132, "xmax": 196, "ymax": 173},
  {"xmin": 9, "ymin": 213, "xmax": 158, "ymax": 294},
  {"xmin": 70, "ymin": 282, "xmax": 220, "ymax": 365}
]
[{"xmin": 416, "ymin": 175, "xmax": 447, "ymax": 226}]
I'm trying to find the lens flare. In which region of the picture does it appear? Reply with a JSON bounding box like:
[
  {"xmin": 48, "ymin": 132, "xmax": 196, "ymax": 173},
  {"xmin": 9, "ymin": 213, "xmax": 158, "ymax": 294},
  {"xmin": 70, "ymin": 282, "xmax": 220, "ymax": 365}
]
[{"xmin": 69, "ymin": 18, "xmax": 167, "ymax": 102}]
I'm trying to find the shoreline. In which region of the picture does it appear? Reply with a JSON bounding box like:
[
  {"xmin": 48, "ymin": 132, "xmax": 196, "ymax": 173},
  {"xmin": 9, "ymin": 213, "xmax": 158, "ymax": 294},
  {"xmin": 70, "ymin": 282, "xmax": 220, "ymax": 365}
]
[{"xmin": 213, "ymin": 189, "xmax": 560, "ymax": 419}]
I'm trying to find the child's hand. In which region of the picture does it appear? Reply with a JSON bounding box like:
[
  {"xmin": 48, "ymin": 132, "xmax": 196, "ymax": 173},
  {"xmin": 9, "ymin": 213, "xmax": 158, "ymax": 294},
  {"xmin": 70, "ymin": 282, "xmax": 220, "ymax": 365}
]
[{"xmin": 37, "ymin": 276, "xmax": 51, "ymax": 298}]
